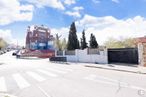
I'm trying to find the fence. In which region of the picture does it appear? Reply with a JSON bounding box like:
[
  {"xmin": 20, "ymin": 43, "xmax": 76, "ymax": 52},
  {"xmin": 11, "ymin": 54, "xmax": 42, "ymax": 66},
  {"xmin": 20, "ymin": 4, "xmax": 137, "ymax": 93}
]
[
  {"xmin": 55, "ymin": 48, "xmax": 108, "ymax": 64},
  {"xmin": 87, "ymin": 48, "xmax": 100, "ymax": 55},
  {"xmin": 65, "ymin": 50, "xmax": 75, "ymax": 55},
  {"xmin": 108, "ymin": 48, "xmax": 138, "ymax": 64},
  {"xmin": 56, "ymin": 50, "xmax": 63, "ymax": 56}
]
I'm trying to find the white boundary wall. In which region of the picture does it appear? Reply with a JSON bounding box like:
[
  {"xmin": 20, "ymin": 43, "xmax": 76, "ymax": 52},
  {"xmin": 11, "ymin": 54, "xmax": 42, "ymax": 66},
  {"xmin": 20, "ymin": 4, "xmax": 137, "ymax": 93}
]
[{"xmin": 55, "ymin": 48, "xmax": 108, "ymax": 64}]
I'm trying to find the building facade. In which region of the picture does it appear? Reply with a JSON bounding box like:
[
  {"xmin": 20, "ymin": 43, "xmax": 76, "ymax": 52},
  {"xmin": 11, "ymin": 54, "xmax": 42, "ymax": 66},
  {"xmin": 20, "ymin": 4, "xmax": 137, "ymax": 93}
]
[{"xmin": 26, "ymin": 25, "xmax": 54, "ymax": 50}]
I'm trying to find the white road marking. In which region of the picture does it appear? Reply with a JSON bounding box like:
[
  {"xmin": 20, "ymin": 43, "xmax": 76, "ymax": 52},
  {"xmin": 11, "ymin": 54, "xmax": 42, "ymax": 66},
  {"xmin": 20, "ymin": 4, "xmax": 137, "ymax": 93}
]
[
  {"xmin": 51, "ymin": 66, "xmax": 73, "ymax": 72},
  {"xmin": 46, "ymin": 68, "xmax": 67, "ymax": 74},
  {"xmin": 0, "ymin": 77, "xmax": 7, "ymax": 92},
  {"xmin": 85, "ymin": 74, "xmax": 146, "ymax": 91},
  {"xmin": 12, "ymin": 73, "xmax": 30, "ymax": 89},
  {"xmin": 84, "ymin": 75, "xmax": 117, "ymax": 86},
  {"xmin": 37, "ymin": 85, "xmax": 51, "ymax": 97},
  {"xmin": 130, "ymin": 86, "xmax": 146, "ymax": 91},
  {"xmin": 26, "ymin": 71, "xmax": 46, "ymax": 82},
  {"xmin": 37, "ymin": 69, "xmax": 57, "ymax": 77},
  {"xmin": 95, "ymin": 75, "xmax": 118, "ymax": 83}
]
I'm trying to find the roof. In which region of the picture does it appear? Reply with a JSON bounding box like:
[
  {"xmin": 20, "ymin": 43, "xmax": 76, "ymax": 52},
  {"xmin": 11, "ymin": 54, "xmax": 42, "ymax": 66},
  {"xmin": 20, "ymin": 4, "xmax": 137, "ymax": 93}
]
[{"xmin": 135, "ymin": 37, "xmax": 146, "ymax": 43}]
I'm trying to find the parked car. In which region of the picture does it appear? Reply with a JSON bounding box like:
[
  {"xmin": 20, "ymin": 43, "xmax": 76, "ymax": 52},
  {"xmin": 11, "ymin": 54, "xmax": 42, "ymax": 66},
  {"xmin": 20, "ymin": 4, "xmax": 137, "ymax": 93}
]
[
  {"xmin": 0, "ymin": 51, "xmax": 4, "ymax": 55},
  {"xmin": 7, "ymin": 49, "xmax": 10, "ymax": 52},
  {"xmin": 16, "ymin": 49, "xmax": 27, "ymax": 58},
  {"xmin": 3, "ymin": 50, "xmax": 7, "ymax": 53},
  {"xmin": 12, "ymin": 50, "xmax": 20, "ymax": 56}
]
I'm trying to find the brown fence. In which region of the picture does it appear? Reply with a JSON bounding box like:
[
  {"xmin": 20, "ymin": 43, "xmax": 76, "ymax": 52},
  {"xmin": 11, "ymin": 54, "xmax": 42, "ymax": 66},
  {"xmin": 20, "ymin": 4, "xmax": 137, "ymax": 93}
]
[
  {"xmin": 56, "ymin": 50, "xmax": 63, "ymax": 56},
  {"xmin": 65, "ymin": 50, "xmax": 75, "ymax": 55},
  {"xmin": 87, "ymin": 48, "xmax": 100, "ymax": 55}
]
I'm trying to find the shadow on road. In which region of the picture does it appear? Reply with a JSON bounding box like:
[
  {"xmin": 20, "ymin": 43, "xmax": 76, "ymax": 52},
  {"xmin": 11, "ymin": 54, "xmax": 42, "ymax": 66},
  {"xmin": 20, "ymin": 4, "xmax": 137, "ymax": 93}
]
[{"xmin": 17, "ymin": 57, "xmax": 42, "ymax": 60}]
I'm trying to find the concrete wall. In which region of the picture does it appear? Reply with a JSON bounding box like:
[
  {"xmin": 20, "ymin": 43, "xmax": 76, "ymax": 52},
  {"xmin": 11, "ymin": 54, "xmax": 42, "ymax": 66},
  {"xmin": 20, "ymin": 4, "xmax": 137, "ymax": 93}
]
[{"xmin": 55, "ymin": 48, "xmax": 108, "ymax": 64}]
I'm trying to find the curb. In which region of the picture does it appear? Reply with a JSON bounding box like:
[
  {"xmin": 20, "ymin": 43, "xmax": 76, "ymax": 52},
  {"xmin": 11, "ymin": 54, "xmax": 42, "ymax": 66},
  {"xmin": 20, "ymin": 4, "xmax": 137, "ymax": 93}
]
[{"xmin": 85, "ymin": 65, "xmax": 146, "ymax": 74}]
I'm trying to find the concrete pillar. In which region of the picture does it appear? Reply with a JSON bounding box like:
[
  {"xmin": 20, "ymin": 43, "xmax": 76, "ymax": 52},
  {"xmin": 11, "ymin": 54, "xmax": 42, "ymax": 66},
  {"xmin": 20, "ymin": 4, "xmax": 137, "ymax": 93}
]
[
  {"xmin": 55, "ymin": 50, "xmax": 57, "ymax": 57},
  {"xmin": 63, "ymin": 50, "xmax": 65, "ymax": 56},
  {"xmin": 138, "ymin": 43, "xmax": 146, "ymax": 67},
  {"xmin": 75, "ymin": 49, "xmax": 79, "ymax": 62}
]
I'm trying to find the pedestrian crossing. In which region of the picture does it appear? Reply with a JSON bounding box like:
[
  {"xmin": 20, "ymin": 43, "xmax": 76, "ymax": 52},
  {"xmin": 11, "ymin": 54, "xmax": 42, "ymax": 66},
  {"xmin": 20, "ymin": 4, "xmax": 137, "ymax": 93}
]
[
  {"xmin": 37, "ymin": 69, "xmax": 58, "ymax": 77},
  {"xmin": 26, "ymin": 71, "xmax": 46, "ymax": 82},
  {"xmin": 12, "ymin": 73, "xmax": 30, "ymax": 89},
  {"xmin": 0, "ymin": 67, "xmax": 73, "ymax": 92},
  {"xmin": 45, "ymin": 68, "xmax": 67, "ymax": 74}
]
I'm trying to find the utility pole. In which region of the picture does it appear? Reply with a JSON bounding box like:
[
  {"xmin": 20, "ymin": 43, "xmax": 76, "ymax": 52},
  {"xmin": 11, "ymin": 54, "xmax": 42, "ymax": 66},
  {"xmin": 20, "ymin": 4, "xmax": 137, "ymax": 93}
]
[{"xmin": 17, "ymin": 40, "xmax": 18, "ymax": 50}]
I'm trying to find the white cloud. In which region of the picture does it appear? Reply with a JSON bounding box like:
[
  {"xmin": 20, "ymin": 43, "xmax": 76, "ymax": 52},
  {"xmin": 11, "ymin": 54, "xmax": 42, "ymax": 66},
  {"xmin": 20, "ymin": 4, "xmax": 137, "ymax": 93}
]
[
  {"xmin": 65, "ymin": 11, "xmax": 81, "ymax": 18},
  {"xmin": 76, "ymin": 14, "xmax": 146, "ymax": 44},
  {"xmin": 12, "ymin": 38, "xmax": 25, "ymax": 46},
  {"xmin": 73, "ymin": 6, "xmax": 84, "ymax": 11},
  {"xmin": 112, "ymin": 0, "xmax": 120, "ymax": 3},
  {"xmin": 51, "ymin": 27, "xmax": 69, "ymax": 40},
  {"xmin": 64, "ymin": 0, "xmax": 76, "ymax": 5},
  {"xmin": 0, "ymin": 29, "xmax": 25, "ymax": 46},
  {"xmin": 76, "ymin": 15, "xmax": 117, "ymax": 28},
  {"xmin": 65, "ymin": 6, "xmax": 84, "ymax": 18},
  {"xmin": 24, "ymin": 0, "xmax": 65, "ymax": 10},
  {"xmin": 92, "ymin": 0, "xmax": 100, "ymax": 4},
  {"xmin": 20, "ymin": 5, "xmax": 34, "ymax": 11},
  {"xmin": 48, "ymin": 15, "xmax": 146, "ymax": 45},
  {"xmin": 0, "ymin": 29, "xmax": 12, "ymax": 43},
  {"xmin": 0, "ymin": 0, "xmax": 34, "ymax": 25}
]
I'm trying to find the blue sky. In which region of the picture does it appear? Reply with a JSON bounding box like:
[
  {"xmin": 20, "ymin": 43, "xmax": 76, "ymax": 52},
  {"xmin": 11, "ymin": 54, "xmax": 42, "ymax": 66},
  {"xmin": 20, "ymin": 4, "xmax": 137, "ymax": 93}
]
[{"xmin": 1, "ymin": 0, "xmax": 146, "ymax": 45}]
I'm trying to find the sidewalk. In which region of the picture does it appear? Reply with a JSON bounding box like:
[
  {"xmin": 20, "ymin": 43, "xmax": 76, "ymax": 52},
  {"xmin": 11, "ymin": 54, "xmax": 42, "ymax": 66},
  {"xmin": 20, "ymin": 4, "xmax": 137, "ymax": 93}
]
[{"xmin": 84, "ymin": 63, "xmax": 146, "ymax": 74}]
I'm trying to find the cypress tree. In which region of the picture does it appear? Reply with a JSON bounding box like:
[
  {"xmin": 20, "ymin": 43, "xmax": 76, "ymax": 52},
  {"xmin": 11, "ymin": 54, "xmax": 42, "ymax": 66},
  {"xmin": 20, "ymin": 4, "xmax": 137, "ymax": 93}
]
[
  {"xmin": 81, "ymin": 30, "xmax": 87, "ymax": 49},
  {"xmin": 67, "ymin": 22, "xmax": 80, "ymax": 50},
  {"xmin": 89, "ymin": 33, "xmax": 98, "ymax": 48}
]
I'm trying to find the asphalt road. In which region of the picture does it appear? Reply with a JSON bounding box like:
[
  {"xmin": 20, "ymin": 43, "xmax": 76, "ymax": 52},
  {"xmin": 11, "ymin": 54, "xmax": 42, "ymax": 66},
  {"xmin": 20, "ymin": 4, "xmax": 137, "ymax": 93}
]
[{"xmin": 0, "ymin": 51, "xmax": 146, "ymax": 97}]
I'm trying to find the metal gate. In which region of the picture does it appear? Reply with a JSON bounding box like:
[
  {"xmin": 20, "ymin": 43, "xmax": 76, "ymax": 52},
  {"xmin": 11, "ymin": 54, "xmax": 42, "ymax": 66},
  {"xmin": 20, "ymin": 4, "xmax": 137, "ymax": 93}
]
[{"xmin": 108, "ymin": 48, "xmax": 138, "ymax": 64}]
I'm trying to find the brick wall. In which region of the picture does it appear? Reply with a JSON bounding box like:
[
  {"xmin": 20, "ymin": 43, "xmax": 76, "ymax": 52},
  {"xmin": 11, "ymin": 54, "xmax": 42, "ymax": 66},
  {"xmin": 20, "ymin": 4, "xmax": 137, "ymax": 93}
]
[{"xmin": 138, "ymin": 43, "xmax": 146, "ymax": 67}]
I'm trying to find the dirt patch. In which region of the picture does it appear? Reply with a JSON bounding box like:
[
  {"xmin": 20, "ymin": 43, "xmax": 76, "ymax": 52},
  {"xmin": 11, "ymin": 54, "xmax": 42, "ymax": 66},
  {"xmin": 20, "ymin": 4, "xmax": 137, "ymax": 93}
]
[{"xmin": 0, "ymin": 93, "xmax": 17, "ymax": 97}]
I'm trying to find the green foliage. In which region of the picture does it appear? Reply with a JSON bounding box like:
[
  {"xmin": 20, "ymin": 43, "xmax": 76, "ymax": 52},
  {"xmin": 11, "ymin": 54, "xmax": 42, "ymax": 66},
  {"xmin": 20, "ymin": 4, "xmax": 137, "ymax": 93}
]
[
  {"xmin": 104, "ymin": 37, "xmax": 136, "ymax": 48},
  {"xmin": 4, "ymin": 96, "xmax": 10, "ymax": 97},
  {"xmin": 0, "ymin": 38, "xmax": 7, "ymax": 50},
  {"xmin": 67, "ymin": 22, "xmax": 80, "ymax": 50},
  {"xmin": 61, "ymin": 38, "xmax": 67, "ymax": 50},
  {"xmin": 54, "ymin": 34, "xmax": 61, "ymax": 50},
  {"xmin": 54, "ymin": 34, "xmax": 67, "ymax": 51},
  {"xmin": 89, "ymin": 33, "xmax": 98, "ymax": 48},
  {"xmin": 81, "ymin": 30, "xmax": 87, "ymax": 49}
]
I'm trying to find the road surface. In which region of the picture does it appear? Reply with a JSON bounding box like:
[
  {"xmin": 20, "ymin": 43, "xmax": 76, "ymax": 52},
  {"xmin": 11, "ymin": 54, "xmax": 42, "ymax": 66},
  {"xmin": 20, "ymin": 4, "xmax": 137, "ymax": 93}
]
[{"xmin": 0, "ymin": 51, "xmax": 146, "ymax": 97}]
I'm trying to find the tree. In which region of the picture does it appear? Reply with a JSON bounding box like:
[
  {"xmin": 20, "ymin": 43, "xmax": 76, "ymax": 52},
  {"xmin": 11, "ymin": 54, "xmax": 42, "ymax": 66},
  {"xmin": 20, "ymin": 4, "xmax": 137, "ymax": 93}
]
[
  {"xmin": 61, "ymin": 38, "xmax": 67, "ymax": 50},
  {"xmin": 81, "ymin": 30, "xmax": 87, "ymax": 49},
  {"xmin": 54, "ymin": 34, "xmax": 62, "ymax": 50},
  {"xmin": 89, "ymin": 33, "xmax": 98, "ymax": 48},
  {"xmin": 54, "ymin": 34, "xmax": 67, "ymax": 51},
  {"xmin": 104, "ymin": 37, "xmax": 136, "ymax": 48},
  {"xmin": 123, "ymin": 38, "xmax": 136, "ymax": 48},
  {"xmin": 0, "ymin": 38, "xmax": 6, "ymax": 50},
  {"xmin": 67, "ymin": 22, "xmax": 80, "ymax": 50}
]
